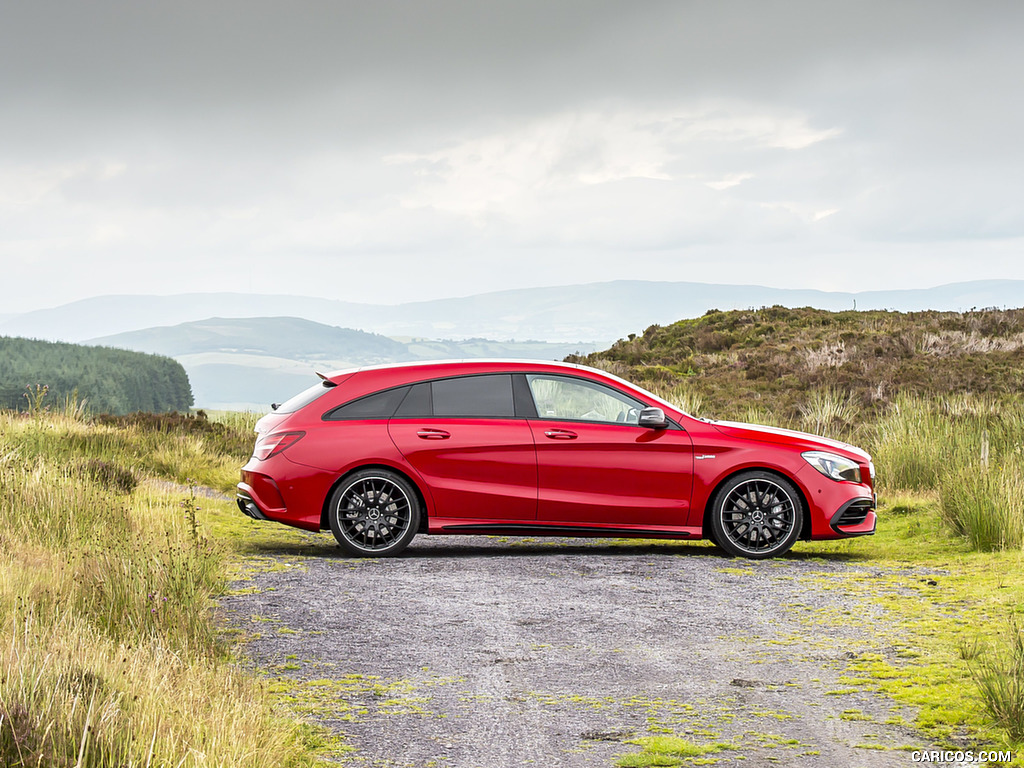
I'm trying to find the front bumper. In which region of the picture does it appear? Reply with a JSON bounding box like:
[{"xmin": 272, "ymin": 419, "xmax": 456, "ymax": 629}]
[
  {"xmin": 829, "ymin": 497, "xmax": 877, "ymax": 537},
  {"xmin": 795, "ymin": 463, "xmax": 877, "ymax": 539}
]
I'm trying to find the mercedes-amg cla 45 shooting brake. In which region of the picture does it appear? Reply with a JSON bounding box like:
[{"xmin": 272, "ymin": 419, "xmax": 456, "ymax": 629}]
[{"xmin": 237, "ymin": 360, "xmax": 876, "ymax": 559}]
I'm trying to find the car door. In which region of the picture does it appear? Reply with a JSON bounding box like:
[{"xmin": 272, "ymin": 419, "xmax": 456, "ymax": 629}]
[
  {"xmin": 387, "ymin": 374, "xmax": 538, "ymax": 521},
  {"xmin": 526, "ymin": 374, "xmax": 693, "ymax": 527}
]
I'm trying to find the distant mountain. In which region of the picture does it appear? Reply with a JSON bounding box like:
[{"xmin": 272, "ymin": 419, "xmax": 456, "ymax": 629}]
[
  {"xmin": 89, "ymin": 317, "xmax": 597, "ymax": 409},
  {"xmin": 92, "ymin": 317, "xmax": 408, "ymax": 361},
  {"xmin": 7, "ymin": 279, "xmax": 1024, "ymax": 344}
]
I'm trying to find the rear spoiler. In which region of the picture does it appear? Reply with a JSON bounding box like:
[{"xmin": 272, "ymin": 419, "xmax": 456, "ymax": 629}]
[{"xmin": 315, "ymin": 371, "xmax": 339, "ymax": 387}]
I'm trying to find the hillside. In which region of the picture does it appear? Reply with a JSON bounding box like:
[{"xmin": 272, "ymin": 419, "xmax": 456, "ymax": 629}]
[
  {"xmin": 569, "ymin": 306, "xmax": 1024, "ymax": 419},
  {"xmin": 0, "ymin": 336, "xmax": 193, "ymax": 414}
]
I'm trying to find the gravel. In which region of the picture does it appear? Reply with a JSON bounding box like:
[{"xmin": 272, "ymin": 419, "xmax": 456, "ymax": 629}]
[{"xmin": 218, "ymin": 533, "xmax": 941, "ymax": 767}]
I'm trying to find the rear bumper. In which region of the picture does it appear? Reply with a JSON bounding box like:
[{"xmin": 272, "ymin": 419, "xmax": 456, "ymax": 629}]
[
  {"xmin": 236, "ymin": 463, "xmax": 330, "ymax": 532},
  {"xmin": 236, "ymin": 470, "xmax": 287, "ymax": 521}
]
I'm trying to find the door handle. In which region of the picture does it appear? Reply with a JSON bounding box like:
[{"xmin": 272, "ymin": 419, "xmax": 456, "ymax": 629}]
[
  {"xmin": 544, "ymin": 429, "xmax": 577, "ymax": 440},
  {"xmin": 416, "ymin": 428, "xmax": 450, "ymax": 440}
]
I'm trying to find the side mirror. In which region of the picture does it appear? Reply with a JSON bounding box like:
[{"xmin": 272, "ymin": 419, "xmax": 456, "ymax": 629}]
[{"xmin": 638, "ymin": 407, "xmax": 667, "ymax": 429}]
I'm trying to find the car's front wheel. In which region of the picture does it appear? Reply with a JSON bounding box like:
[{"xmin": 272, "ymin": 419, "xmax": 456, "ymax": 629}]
[
  {"xmin": 710, "ymin": 471, "xmax": 803, "ymax": 559},
  {"xmin": 328, "ymin": 469, "xmax": 420, "ymax": 557}
]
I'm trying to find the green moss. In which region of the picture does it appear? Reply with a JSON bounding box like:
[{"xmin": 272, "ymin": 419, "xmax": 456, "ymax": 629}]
[
  {"xmin": 840, "ymin": 709, "xmax": 873, "ymax": 722},
  {"xmin": 616, "ymin": 736, "xmax": 737, "ymax": 767}
]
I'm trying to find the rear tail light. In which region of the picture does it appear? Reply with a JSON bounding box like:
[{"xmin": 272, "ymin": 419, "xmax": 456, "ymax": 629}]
[{"xmin": 253, "ymin": 431, "xmax": 305, "ymax": 460}]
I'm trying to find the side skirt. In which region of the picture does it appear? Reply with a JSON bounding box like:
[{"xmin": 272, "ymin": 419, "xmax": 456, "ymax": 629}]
[{"xmin": 435, "ymin": 522, "xmax": 701, "ymax": 539}]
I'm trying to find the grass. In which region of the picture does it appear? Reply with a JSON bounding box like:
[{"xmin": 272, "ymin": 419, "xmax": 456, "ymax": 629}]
[
  {"xmin": 0, "ymin": 408, "xmax": 323, "ymax": 767},
  {"xmin": 969, "ymin": 618, "xmax": 1024, "ymax": 743},
  {"xmin": 939, "ymin": 456, "xmax": 1024, "ymax": 551}
]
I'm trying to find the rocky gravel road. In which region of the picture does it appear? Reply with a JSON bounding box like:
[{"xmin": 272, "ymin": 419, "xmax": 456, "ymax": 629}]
[{"xmin": 219, "ymin": 534, "xmax": 938, "ymax": 767}]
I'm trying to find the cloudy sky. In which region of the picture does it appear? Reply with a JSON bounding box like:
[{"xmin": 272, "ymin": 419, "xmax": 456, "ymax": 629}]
[{"xmin": 2, "ymin": 1, "xmax": 1023, "ymax": 313}]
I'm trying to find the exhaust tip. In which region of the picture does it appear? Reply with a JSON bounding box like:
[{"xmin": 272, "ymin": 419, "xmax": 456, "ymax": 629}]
[{"xmin": 236, "ymin": 493, "xmax": 269, "ymax": 521}]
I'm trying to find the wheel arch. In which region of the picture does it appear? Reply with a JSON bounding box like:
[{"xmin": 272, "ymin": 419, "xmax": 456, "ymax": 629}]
[
  {"xmin": 320, "ymin": 464, "xmax": 431, "ymax": 533},
  {"xmin": 702, "ymin": 467, "xmax": 812, "ymax": 541}
]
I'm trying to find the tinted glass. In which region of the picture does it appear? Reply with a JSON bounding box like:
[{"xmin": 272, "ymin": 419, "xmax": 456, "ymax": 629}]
[
  {"xmin": 274, "ymin": 381, "xmax": 333, "ymax": 414},
  {"xmin": 527, "ymin": 375, "xmax": 644, "ymax": 424},
  {"xmin": 432, "ymin": 375, "xmax": 515, "ymax": 418},
  {"xmin": 393, "ymin": 382, "xmax": 432, "ymax": 417},
  {"xmin": 324, "ymin": 386, "xmax": 409, "ymax": 420}
]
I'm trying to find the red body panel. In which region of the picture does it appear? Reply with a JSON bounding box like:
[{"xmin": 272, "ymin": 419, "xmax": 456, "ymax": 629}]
[
  {"xmin": 236, "ymin": 360, "xmax": 877, "ymax": 549},
  {"xmin": 532, "ymin": 420, "xmax": 692, "ymax": 526},
  {"xmin": 388, "ymin": 418, "xmax": 537, "ymax": 521}
]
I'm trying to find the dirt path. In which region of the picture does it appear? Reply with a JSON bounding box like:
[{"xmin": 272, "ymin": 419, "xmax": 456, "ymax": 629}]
[{"xmin": 219, "ymin": 534, "xmax": 937, "ymax": 767}]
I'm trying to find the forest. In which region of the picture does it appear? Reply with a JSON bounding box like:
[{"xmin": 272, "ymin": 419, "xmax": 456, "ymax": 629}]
[{"xmin": 0, "ymin": 336, "xmax": 193, "ymax": 414}]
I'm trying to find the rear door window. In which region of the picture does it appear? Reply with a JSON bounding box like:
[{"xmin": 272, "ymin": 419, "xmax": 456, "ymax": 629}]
[
  {"xmin": 393, "ymin": 382, "xmax": 432, "ymax": 417},
  {"xmin": 390, "ymin": 375, "xmax": 518, "ymax": 418},
  {"xmin": 433, "ymin": 375, "xmax": 515, "ymax": 418}
]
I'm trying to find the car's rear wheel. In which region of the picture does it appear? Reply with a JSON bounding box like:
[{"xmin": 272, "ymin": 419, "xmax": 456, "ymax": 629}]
[
  {"xmin": 328, "ymin": 469, "xmax": 420, "ymax": 557},
  {"xmin": 710, "ymin": 471, "xmax": 803, "ymax": 559}
]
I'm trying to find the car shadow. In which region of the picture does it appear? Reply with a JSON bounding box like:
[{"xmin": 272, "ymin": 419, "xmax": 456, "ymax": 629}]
[{"xmin": 234, "ymin": 533, "xmax": 870, "ymax": 564}]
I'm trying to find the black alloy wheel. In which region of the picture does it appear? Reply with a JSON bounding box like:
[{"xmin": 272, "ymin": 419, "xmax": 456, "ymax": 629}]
[
  {"xmin": 710, "ymin": 471, "xmax": 803, "ymax": 559},
  {"xmin": 328, "ymin": 469, "xmax": 421, "ymax": 557}
]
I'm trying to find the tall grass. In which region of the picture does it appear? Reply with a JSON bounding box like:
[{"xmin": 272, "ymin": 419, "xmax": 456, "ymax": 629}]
[
  {"xmin": 208, "ymin": 409, "xmax": 263, "ymax": 436},
  {"xmin": 871, "ymin": 394, "xmax": 1024, "ymax": 550},
  {"xmin": 0, "ymin": 411, "xmax": 317, "ymax": 767},
  {"xmin": 654, "ymin": 384, "xmax": 705, "ymax": 418},
  {"xmin": 939, "ymin": 456, "xmax": 1024, "ymax": 551},
  {"xmin": 871, "ymin": 396, "xmax": 952, "ymax": 491},
  {"xmin": 970, "ymin": 618, "xmax": 1024, "ymax": 743},
  {"xmin": 797, "ymin": 387, "xmax": 860, "ymax": 440}
]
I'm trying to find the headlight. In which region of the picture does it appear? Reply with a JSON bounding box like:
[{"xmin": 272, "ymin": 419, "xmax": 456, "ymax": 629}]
[{"xmin": 802, "ymin": 451, "xmax": 862, "ymax": 483}]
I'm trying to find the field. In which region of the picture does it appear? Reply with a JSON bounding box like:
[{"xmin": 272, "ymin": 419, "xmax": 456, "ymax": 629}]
[
  {"xmin": 3, "ymin": 307, "xmax": 1024, "ymax": 765},
  {"xmin": 0, "ymin": 405, "xmax": 328, "ymax": 767}
]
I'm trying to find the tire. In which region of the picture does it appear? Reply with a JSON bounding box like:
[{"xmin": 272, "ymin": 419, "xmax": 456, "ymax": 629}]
[
  {"xmin": 328, "ymin": 469, "xmax": 420, "ymax": 557},
  {"xmin": 709, "ymin": 471, "xmax": 803, "ymax": 559}
]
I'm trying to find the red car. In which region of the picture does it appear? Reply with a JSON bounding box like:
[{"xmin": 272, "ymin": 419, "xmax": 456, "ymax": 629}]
[{"xmin": 237, "ymin": 360, "xmax": 876, "ymax": 559}]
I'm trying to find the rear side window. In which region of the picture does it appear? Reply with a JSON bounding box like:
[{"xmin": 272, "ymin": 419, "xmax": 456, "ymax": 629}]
[
  {"xmin": 324, "ymin": 386, "xmax": 409, "ymax": 420},
  {"xmin": 433, "ymin": 375, "xmax": 515, "ymax": 418},
  {"xmin": 274, "ymin": 381, "xmax": 334, "ymax": 414}
]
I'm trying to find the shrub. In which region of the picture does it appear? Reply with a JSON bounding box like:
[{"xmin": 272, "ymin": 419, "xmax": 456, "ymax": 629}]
[{"xmin": 80, "ymin": 458, "xmax": 138, "ymax": 494}]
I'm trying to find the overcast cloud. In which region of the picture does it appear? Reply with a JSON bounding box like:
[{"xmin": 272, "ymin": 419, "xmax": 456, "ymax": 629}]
[{"xmin": 2, "ymin": 1, "xmax": 1023, "ymax": 313}]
